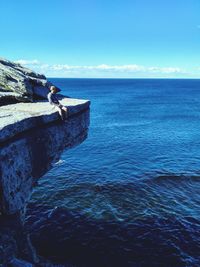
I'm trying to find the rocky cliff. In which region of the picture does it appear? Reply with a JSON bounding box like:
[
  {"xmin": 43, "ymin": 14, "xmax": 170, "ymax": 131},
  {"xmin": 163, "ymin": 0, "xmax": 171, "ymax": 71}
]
[
  {"xmin": 0, "ymin": 58, "xmax": 61, "ymax": 105},
  {"xmin": 0, "ymin": 58, "xmax": 90, "ymax": 266}
]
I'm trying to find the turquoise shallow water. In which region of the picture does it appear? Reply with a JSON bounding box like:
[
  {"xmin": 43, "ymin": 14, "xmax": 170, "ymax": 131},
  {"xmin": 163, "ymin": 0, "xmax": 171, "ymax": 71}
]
[{"xmin": 26, "ymin": 79, "xmax": 200, "ymax": 266}]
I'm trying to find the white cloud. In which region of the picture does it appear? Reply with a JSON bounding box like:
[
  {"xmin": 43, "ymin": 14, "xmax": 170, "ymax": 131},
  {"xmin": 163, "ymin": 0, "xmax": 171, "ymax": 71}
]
[
  {"xmin": 148, "ymin": 67, "xmax": 183, "ymax": 73},
  {"xmin": 90, "ymin": 64, "xmax": 145, "ymax": 71},
  {"xmin": 42, "ymin": 63, "xmax": 184, "ymax": 73},
  {"xmin": 16, "ymin": 59, "xmax": 188, "ymax": 77}
]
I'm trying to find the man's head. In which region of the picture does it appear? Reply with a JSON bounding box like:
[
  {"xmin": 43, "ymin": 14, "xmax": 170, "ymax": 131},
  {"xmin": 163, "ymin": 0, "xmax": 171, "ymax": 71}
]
[{"xmin": 50, "ymin": 86, "xmax": 57, "ymax": 94}]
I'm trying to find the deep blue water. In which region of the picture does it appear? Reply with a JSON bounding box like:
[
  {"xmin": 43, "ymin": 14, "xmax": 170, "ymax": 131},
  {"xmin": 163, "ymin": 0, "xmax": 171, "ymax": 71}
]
[{"xmin": 26, "ymin": 79, "xmax": 200, "ymax": 267}]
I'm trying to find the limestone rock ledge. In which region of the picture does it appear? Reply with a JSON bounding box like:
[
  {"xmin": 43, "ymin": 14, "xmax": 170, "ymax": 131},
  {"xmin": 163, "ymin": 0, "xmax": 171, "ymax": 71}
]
[
  {"xmin": 0, "ymin": 98, "xmax": 90, "ymax": 143},
  {"xmin": 0, "ymin": 98, "xmax": 90, "ymax": 215}
]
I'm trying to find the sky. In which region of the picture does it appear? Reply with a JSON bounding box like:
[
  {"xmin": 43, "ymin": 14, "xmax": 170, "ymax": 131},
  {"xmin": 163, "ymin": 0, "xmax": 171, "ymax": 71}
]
[{"xmin": 0, "ymin": 0, "xmax": 200, "ymax": 78}]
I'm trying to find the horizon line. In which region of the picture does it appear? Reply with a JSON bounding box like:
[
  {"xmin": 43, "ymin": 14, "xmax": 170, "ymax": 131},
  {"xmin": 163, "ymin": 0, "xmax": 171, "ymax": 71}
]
[{"xmin": 47, "ymin": 77, "xmax": 200, "ymax": 80}]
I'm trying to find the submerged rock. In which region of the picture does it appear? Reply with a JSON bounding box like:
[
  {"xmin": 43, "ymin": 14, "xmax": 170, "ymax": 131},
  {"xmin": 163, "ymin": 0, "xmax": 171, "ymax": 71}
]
[
  {"xmin": 0, "ymin": 58, "xmax": 58, "ymax": 105},
  {"xmin": 9, "ymin": 258, "xmax": 34, "ymax": 267}
]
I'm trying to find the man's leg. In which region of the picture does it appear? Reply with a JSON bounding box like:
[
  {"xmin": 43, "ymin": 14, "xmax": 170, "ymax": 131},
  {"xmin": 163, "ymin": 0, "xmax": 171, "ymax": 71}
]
[
  {"xmin": 60, "ymin": 108, "xmax": 65, "ymax": 121},
  {"xmin": 55, "ymin": 106, "xmax": 65, "ymax": 120},
  {"xmin": 61, "ymin": 106, "xmax": 68, "ymax": 119}
]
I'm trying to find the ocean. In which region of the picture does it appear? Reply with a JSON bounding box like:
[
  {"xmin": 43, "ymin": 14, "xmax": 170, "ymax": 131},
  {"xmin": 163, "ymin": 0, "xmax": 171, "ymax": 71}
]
[{"xmin": 26, "ymin": 79, "xmax": 200, "ymax": 267}]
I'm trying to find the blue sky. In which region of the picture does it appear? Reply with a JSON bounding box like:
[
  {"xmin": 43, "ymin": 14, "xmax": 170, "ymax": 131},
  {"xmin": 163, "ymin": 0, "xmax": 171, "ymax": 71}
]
[{"xmin": 1, "ymin": 0, "xmax": 200, "ymax": 78}]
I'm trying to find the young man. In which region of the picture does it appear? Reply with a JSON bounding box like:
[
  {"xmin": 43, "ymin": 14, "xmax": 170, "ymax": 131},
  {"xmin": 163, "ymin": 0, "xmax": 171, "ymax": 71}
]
[{"xmin": 47, "ymin": 86, "xmax": 68, "ymax": 120}]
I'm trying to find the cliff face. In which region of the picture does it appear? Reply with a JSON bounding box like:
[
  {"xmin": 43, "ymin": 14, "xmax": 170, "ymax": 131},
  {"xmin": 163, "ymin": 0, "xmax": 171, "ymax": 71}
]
[
  {"xmin": 0, "ymin": 58, "xmax": 90, "ymax": 265},
  {"xmin": 0, "ymin": 99, "xmax": 90, "ymax": 215},
  {"xmin": 0, "ymin": 102, "xmax": 90, "ymax": 266}
]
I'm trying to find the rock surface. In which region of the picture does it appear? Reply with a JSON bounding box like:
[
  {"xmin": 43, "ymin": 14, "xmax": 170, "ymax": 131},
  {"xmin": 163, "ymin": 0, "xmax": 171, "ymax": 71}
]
[
  {"xmin": 0, "ymin": 98, "xmax": 90, "ymax": 144},
  {"xmin": 0, "ymin": 58, "xmax": 57, "ymax": 104}
]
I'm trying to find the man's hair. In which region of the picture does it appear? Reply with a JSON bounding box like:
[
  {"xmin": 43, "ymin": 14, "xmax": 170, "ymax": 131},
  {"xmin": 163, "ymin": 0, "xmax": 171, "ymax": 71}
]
[{"xmin": 50, "ymin": 86, "xmax": 57, "ymax": 91}]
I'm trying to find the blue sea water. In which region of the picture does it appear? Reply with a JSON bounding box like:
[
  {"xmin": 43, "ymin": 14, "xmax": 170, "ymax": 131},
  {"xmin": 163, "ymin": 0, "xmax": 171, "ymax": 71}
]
[{"xmin": 26, "ymin": 79, "xmax": 200, "ymax": 267}]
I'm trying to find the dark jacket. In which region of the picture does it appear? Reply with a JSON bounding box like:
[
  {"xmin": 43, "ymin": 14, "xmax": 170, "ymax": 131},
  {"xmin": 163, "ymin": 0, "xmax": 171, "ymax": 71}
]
[{"xmin": 47, "ymin": 92, "xmax": 60, "ymax": 107}]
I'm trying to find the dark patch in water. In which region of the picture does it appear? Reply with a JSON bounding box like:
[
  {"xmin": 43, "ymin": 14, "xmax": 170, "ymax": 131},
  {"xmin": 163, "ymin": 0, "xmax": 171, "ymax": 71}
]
[
  {"xmin": 26, "ymin": 203, "xmax": 200, "ymax": 267},
  {"xmin": 153, "ymin": 174, "xmax": 200, "ymax": 182}
]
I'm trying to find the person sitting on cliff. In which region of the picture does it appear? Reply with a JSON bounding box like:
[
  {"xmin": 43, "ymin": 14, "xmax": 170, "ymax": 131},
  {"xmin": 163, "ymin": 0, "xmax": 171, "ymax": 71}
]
[{"xmin": 47, "ymin": 86, "xmax": 68, "ymax": 121}]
